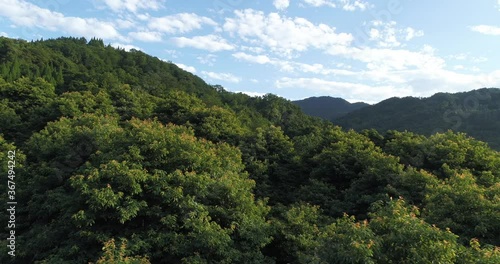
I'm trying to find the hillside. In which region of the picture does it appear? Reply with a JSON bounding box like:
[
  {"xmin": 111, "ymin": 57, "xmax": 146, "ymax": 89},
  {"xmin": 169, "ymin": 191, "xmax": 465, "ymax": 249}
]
[
  {"xmin": 0, "ymin": 36, "xmax": 499, "ymax": 263},
  {"xmin": 334, "ymin": 89, "xmax": 500, "ymax": 150},
  {"xmin": 293, "ymin": 96, "xmax": 369, "ymax": 120}
]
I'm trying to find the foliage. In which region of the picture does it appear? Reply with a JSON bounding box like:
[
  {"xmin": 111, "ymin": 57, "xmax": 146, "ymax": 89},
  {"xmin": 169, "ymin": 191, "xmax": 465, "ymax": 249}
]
[
  {"xmin": 334, "ymin": 89, "xmax": 500, "ymax": 150},
  {"xmin": 0, "ymin": 36, "xmax": 499, "ymax": 263},
  {"xmin": 94, "ymin": 239, "xmax": 150, "ymax": 264}
]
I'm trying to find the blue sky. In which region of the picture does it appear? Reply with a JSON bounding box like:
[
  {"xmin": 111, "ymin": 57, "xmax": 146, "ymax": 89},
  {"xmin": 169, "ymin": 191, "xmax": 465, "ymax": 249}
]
[{"xmin": 0, "ymin": 0, "xmax": 499, "ymax": 103}]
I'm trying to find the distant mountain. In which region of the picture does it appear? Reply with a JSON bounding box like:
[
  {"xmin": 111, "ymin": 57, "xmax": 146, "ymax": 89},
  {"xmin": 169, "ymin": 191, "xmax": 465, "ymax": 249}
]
[
  {"xmin": 334, "ymin": 88, "xmax": 500, "ymax": 150},
  {"xmin": 293, "ymin": 96, "xmax": 370, "ymax": 120}
]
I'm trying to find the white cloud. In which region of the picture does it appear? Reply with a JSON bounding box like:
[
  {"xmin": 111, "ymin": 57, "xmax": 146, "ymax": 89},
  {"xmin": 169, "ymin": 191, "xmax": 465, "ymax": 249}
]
[
  {"xmin": 275, "ymin": 77, "xmax": 411, "ymax": 103},
  {"xmin": 197, "ymin": 54, "xmax": 217, "ymax": 66},
  {"xmin": 128, "ymin": 31, "xmax": 162, "ymax": 42},
  {"xmin": 136, "ymin": 13, "xmax": 150, "ymax": 21},
  {"xmin": 449, "ymin": 53, "xmax": 468, "ymax": 60},
  {"xmin": 302, "ymin": 0, "xmax": 370, "ymax": 10},
  {"xmin": 114, "ymin": 18, "xmax": 136, "ymax": 29},
  {"xmin": 202, "ymin": 71, "xmax": 241, "ymax": 83},
  {"xmin": 448, "ymin": 53, "xmax": 488, "ymax": 63},
  {"xmin": 223, "ymin": 9, "xmax": 353, "ymax": 57},
  {"xmin": 0, "ymin": 0, "xmax": 124, "ymax": 40},
  {"xmin": 471, "ymin": 66, "xmax": 481, "ymax": 72},
  {"xmin": 175, "ymin": 63, "xmax": 196, "ymax": 73},
  {"xmin": 172, "ymin": 35, "xmax": 234, "ymax": 52},
  {"xmin": 235, "ymin": 91, "xmax": 265, "ymax": 97},
  {"xmin": 273, "ymin": 0, "xmax": 290, "ymax": 10},
  {"xmin": 339, "ymin": 0, "xmax": 369, "ymax": 11},
  {"xmin": 99, "ymin": 0, "xmax": 164, "ymax": 13},
  {"xmin": 303, "ymin": 0, "xmax": 336, "ymax": 8},
  {"xmin": 241, "ymin": 45, "xmax": 266, "ymax": 53},
  {"xmin": 110, "ymin": 43, "xmax": 141, "ymax": 51},
  {"xmin": 232, "ymin": 52, "xmax": 357, "ymax": 75},
  {"xmin": 367, "ymin": 20, "xmax": 423, "ymax": 48},
  {"xmin": 327, "ymin": 45, "xmax": 445, "ymax": 71},
  {"xmin": 165, "ymin": 49, "xmax": 179, "ymax": 59},
  {"xmin": 275, "ymin": 68, "xmax": 500, "ymax": 103},
  {"xmin": 232, "ymin": 52, "xmax": 271, "ymax": 64},
  {"xmin": 149, "ymin": 13, "xmax": 217, "ymax": 34},
  {"xmin": 271, "ymin": 59, "xmax": 357, "ymax": 75},
  {"xmin": 470, "ymin": 25, "xmax": 500, "ymax": 36},
  {"xmin": 405, "ymin": 27, "xmax": 424, "ymax": 41},
  {"xmin": 472, "ymin": 57, "xmax": 488, "ymax": 63},
  {"xmin": 0, "ymin": 32, "xmax": 8, "ymax": 37}
]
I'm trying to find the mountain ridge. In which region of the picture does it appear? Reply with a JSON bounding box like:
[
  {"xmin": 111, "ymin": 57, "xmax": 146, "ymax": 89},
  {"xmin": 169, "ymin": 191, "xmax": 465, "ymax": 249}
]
[
  {"xmin": 333, "ymin": 88, "xmax": 500, "ymax": 149},
  {"xmin": 292, "ymin": 96, "xmax": 370, "ymax": 120}
]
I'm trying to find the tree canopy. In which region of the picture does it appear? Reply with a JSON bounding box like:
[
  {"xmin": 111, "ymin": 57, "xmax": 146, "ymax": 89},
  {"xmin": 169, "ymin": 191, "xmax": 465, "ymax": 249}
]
[{"xmin": 0, "ymin": 36, "xmax": 499, "ymax": 263}]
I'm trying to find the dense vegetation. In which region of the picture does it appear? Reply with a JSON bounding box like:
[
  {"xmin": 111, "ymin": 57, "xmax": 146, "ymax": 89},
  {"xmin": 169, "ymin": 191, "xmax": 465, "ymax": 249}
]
[
  {"xmin": 0, "ymin": 36, "xmax": 499, "ymax": 263},
  {"xmin": 334, "ymin": 90, "xmax": 500, "ymax": 150},
  {"xmin": 292, "ymin": 96, "xmax": 369, "ymax": 120}
]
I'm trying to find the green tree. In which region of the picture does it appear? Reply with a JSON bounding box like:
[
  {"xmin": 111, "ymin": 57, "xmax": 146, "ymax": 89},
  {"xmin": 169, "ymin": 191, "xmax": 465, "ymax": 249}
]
[
  {"xmin": 57, "ymin": 90, "xmax": 117, "ymax": 118},
  {"xmin": 424, "ymin": 169, "xmax": 500, "ymax": 245},
  {"xmin": 316, "ymin": 215, "xmax": 377, "ymax": 264},
  {"xmin": 240, "ymin": 125, "xmax": 299, "ymax": 201},
  {"xmin": 94, "ymin": 239, "xmax": 150, "ymax": 264},
  {"xmin": 369, "ymin": 199, "xmax": 460, "ymax": 263},
  {"xmin": 300, "ymin": 129, "xmax": 402, "ymax": 217},
  {"xmin": 18, "ymin": 115, "xmax": 272, "ymax": 263},
  {"xmin": 266, "ymin": 203, "xmax": 324, "ymax": 263}
]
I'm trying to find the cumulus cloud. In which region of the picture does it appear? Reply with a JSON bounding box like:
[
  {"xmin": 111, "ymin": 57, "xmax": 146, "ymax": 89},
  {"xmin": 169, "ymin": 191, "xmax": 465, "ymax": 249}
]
[
  {"xmin": 275, "ymin": 68, "xmax": 500, "ymax": 103},
  {"xmin": 232, "ymin": 52, "xmax": 271, "ymax": 64},
  {"xmin": 149, "ymin": 13, "xmax": 217, "ymax": 34},
  {"xmin": 232, "ymin": 52, "xmax": 357, "ymax": 75},
  {"xmin": 0, "ymin": 0, "xmax": 124, "ymax": 40},
  {"xmin": 99, "ymin": 0, "xmax": 164, "ymax": 13},
  {"xmin": 236, "ymin": 43, "xmax": 445, "ymax": 77},
  {"xmin": 327, "ymin": 45, "xmax": 445, "ymax": 71},
  {"xmin": 275, "ymin": 77, "xmax": 412, "ymax": 103},
  {"xmin": 202, "ymin": 71, "xmax": 241, "ymax": 83},
  {"xmin": 448, "ymin": 53, "xmax": 488, "ymax": 63},
  {"xmin": 197, "ymin": 54, "xmax": 217, "ymax": 65},
  {"xmin": 114, "ymin": 18, "xmax": 136, "ymax": 29},
  {"xmin": 367, "ymin": 20, "xmax": 423, "ymax": 48},
  {"xmin": 273, "ymin": 0, "xmax": 290, "ymax": 10},
  {"xmin": 303, "ymin": 0, "xmax": 336, "ymax": 8},
  {"xmin": 469, "ymin": 25, "xmax": 500, "ymax": 36},
  {"xmin": 172, "ymin": 35, "xmax": 234, "ymax": 52},
  {"xmin": 302, "ymin": 0, "xmax": 370, "ymax": 10},
  {"xmin": 241, "ymin": 45, "xmax": 266, "ymax": 53},
  {"xmin": 110, "ymin": 42, "xmax": 141, "ymax": 51},
  {"xmin": 339, "ymin": 0, "xmax": 369, "ymax": 11},
  {"xmin": 235, "ymin": 91, "xmax": 266, "ymax": 97},
  {"xmin": 405, "ymin": 27, "xmax": 424, "ymax": 41},
  {"xmin": 223, "ymin": 9, "xmax": 352, "ymax": 57},
  {"xmin": 175, "ymin": 63, "xmax": 196, "ymax": 73},
  {"xmin": 0, "ymin": 32, "xmax": 8, "ymax": 37},
  {"xmin": 128, "ymin": 31, "xmax": 163, "ymax": 42}
]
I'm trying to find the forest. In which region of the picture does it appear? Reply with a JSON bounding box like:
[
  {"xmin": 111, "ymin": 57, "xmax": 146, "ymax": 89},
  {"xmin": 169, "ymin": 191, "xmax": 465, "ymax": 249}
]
[
  {"xmin": 0, "ymin": 36, "xmax": 499, "ymax": 263},
  {"xmin": 333, "ymin": 90, "xmax": 500, "ymax": 150}
]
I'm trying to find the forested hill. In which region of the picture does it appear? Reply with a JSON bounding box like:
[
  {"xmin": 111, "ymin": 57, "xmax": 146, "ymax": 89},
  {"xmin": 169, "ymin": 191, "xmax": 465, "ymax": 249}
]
[
  {"xmin": 292, "ymin": 96, "xmax": 369, "ymax": 120},
  {"xmin": 1, "ymin": 36, "xmax": 500, "ymax": 263},
  {"xmin": 333, "ymin": 89, "xmax": 500, "ymax": 150}
]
